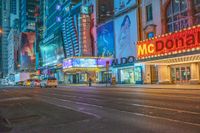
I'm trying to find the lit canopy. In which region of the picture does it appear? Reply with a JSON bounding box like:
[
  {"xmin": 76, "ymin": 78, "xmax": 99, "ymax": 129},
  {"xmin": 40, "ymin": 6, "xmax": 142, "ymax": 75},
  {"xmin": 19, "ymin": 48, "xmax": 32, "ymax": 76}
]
[{"xmin": 62, "ymin": 57, "xmax": 112, "ymax": 73}]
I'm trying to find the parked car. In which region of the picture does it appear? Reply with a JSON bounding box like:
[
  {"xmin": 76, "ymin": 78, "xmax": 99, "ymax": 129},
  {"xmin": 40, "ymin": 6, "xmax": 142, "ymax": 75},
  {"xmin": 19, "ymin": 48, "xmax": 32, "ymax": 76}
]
[
  {"xmin": 16, "ymin": 81, "xmax": 24, "ymax": 86},
  {"xmin": 30, "ymin": 79, "xmax": 41, "ymax": 87},
  {"xmin": 40, "ymin": 77, "xmax": 58, "ymax": 88},
  {"xmin": 23, "ymin": 79, "xmax": 33, "ymax": 86}
]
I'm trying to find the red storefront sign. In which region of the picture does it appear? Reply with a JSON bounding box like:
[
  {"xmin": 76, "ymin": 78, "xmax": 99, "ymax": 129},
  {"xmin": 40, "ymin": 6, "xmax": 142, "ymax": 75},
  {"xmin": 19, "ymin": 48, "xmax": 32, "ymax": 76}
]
[{"xmin": 137, "ymin": 25, "xmax": 200, "ymax": 59}]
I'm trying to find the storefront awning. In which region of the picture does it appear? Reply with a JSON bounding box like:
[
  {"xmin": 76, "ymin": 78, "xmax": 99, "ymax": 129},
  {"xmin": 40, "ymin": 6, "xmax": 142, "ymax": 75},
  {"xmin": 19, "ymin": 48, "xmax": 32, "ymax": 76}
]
[
  {"xmin": 63, "ymin": 67, "xmax": 101, "ymax": 73},
  {"xmin": 142, "ymin": 54, "xmax": 200, "ymax": 65},
  {"xmin": 62, "ymin": 57, "xmax": 113, "ymax": 73}
]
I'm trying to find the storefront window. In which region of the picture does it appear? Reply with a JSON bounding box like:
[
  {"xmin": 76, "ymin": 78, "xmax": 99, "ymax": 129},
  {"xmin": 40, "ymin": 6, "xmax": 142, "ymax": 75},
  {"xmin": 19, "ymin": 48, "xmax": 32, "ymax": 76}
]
[
  {"xmin": 102, "ymin": 71, "xmax": 112, "ymax": 83},
  {"xmin": 171, "ymin": 68, "xmax": 176, "ymax": 82},
  {"xmin": 134, "ymin": 66, "xmax": 143, "ymax": 84},
  {"xmin": 119, "ymin": 68, "xmax": 135, "ymax": 84},
  {"xmin": 171, "ymin": 65, "xmax": 191, "ymax": 83},
  {"xmin": 186, "ymin": 67, "xmax": 191, "ymax": 80},
  {"xmin": 167, "ymin": 0, "xmax": 188, "ymax": 32},
  {"xmin": 176, "ymin": 68, "xmax": 180, "ymax": 81},
  {"xmin": 181, "ymin": 67, "xmax": 186, "ymax": 80},
  {"xmin": 80, "ymin": 73, "xmax": 87, "ymax": 82}
]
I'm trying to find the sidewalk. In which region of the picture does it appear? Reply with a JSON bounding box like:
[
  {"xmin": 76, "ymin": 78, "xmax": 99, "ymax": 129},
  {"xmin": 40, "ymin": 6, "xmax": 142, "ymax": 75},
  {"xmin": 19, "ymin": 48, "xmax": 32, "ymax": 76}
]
[{"xmin": 60, "ymin": 83, "xmax": 200, "ymax": 89}]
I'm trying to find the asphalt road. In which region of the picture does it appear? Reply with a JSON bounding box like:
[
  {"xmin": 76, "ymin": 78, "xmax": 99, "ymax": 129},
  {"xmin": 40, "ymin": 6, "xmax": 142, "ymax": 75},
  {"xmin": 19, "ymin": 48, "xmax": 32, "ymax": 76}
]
[{"xmin": 0, "ymin": 86, "xmax": 200, "ymax": 133}]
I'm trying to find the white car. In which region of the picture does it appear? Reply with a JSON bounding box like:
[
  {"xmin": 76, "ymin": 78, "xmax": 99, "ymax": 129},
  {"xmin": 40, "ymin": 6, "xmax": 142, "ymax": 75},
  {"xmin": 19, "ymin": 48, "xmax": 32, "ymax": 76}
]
[
  {"xmin": 40, "ymin": 77, "xmax": 58, "ymax": 88},
  {"xmin": 30, "ymin": 79, "xmax": 41, "ymax": 87}
]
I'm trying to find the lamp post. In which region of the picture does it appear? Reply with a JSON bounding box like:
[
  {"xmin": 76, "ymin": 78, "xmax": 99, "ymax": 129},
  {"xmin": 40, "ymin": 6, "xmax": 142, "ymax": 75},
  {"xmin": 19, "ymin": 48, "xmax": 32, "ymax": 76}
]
[
  {"xmin": 0, "ymin": 28, "xmax": 3, "ymax": 78},
  {"xmin": 0, "ymin": 28, "xmax": 3, "ymax": 34}
]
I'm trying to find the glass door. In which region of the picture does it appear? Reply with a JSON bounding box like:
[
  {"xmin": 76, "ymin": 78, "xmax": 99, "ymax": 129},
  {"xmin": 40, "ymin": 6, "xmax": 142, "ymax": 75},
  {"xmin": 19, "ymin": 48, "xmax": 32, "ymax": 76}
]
[
  {"xmin": 176, "ymin": 67, "xmax": 181, "ymax": 82},
  {"xmin": 171, "ymin": 66, "xmax": 191, "ymax": 84}
]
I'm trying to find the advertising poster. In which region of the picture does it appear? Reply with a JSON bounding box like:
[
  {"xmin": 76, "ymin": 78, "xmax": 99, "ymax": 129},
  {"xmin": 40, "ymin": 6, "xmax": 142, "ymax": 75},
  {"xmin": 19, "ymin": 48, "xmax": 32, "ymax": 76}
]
[
  {"xmin": 97, "ymin": 21, "xmax": 115, "ymax": 57},
  {"xmin": 20, "ymin": 32, "xmax": 36, "ymax": 69},
  {"xmin": 114, "ymin": 10, "xmax": 138, "ymax": 59},
  {"xmin": 114, "ymin": 0, "xmax": 136, "ymax": 15},
  {"xmin": 40, "ymin": 43, "xmax": 64, "ymax": 66}
]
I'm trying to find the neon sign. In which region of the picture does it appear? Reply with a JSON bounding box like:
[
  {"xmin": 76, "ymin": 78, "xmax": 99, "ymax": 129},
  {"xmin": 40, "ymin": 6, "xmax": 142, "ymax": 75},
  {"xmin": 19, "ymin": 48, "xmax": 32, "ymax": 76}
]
[
  {"xmin": 137, "ymin": 25, "xmax": 200, "ymax": 58},
  {"xmin": 63, "ymin": 58, "xmax": 113, "ymax": 69}
]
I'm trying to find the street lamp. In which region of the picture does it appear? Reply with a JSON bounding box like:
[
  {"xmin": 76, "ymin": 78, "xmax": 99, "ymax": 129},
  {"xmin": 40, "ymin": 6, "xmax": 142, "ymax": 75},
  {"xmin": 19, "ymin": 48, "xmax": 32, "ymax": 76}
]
[{"xmin": 0, "ymin": 29, "xmax": 3, "ymax": 34}]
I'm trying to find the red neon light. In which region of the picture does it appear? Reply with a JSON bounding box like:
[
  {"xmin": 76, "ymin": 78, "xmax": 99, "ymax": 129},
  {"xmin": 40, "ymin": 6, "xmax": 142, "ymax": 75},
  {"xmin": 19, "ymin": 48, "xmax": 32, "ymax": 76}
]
[{"xmin": 137, "ymin": 25, "xmax": 200, "ymax": 58}]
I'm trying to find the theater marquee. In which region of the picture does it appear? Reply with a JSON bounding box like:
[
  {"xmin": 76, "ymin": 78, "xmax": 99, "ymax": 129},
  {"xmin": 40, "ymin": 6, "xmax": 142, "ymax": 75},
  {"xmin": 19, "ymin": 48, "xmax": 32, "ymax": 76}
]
[{"xmin": 137, "ymin": 25, "xmax": 200, "ymax": 59}]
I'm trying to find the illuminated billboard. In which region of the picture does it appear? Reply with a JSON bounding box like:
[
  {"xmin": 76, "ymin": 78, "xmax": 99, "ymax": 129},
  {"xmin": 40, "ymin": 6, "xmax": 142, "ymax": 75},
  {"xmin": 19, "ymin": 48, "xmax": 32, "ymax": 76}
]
[
  {"xmin": 20, "ymin": 32, "xmax": 35, "ymax": 69},
  {"xmin": 40, "ymin": 34, "xmax": 64, "ymax": 66},
  {"xmin": 40, "ymin": 43, "xmax": 64, "ymax": 66},
  {"xmin": 73, "ymin": 59, "xmax": 97, "ymax": 68},
  {"xmin": 114, "ymin": 0, "xmax": 136, "ymax": 15},
  {"xmin": 114, "ymin": 10, "xmax": 138, "ymax": 59},
  {"xmin": 97, "ymin": 21, "xmax": 115, "ymax": 57},
  {"xmin": 63, "ymin": 58, "xmax": 97, "ymax": 69},
  {"xmin": 63, "ymin": 58, "xmax": 113, "ymax": 69},
  {"xmin": 137, "ymin": 26, "xmax": 200, "ymax": 59}
]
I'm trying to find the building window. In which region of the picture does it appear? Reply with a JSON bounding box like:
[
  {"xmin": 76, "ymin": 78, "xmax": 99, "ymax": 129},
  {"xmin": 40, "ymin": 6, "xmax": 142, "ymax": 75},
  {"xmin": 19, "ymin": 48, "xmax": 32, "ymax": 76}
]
[
  {"xmin": 146, "ymin": 4, "xmax": 153, "ymax": 22},
  {"xmin": 193, "ymin": 0, "xmax": 200, "ymax": 25},
  {"xmin": 167, "ymin": 0, "xmax": 188, "ymax": 32},
  {"xmin": 147, "ymin": 32, "xmax": 154, "ymax": 39}
]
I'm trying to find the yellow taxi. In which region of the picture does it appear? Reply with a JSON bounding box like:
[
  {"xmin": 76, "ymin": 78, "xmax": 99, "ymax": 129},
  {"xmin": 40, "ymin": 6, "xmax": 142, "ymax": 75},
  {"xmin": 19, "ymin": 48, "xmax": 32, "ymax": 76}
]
[{"xmin": 23, "ymin": 79, "xmax": 33, "ymax": 86}]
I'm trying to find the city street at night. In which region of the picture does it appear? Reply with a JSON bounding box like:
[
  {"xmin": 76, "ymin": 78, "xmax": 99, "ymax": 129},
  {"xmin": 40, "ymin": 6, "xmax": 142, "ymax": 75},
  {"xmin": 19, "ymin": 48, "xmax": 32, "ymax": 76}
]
[
  {"xmin": 0, "ymin": 86, "xmax": 200, "ymax": 133},
  {"xmin": 1, "ymin": 1, "xmax": 200, "ymax": 132}
]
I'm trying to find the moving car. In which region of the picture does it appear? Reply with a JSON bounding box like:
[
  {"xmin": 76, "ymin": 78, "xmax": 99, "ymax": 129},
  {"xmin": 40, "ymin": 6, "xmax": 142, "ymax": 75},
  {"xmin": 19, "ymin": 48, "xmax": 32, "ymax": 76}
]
[{"xmin": 40, "ymin": 77, "xmax": 58, "ymax": 88}]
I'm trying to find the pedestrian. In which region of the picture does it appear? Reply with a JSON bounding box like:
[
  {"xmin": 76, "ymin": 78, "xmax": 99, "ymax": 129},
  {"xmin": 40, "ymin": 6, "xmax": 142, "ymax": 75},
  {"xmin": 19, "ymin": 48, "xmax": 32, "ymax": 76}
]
[{"xmin": 88, "ymin": 77, "xmax": 92, "ymax": 87}]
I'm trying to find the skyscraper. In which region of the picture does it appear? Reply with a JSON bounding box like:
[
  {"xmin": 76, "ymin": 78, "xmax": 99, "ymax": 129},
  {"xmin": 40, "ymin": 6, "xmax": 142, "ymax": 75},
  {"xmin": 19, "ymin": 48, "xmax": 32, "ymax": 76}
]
[
  {"xmin": 20, "ymin": 0, "xmax": 39, "ymax": 32},
  {"xmin": 7, "ymin": 0, "xmax": 20, "ymax": 76},
  {"xmin": 0, "ymin": 0, "xmax": 2, "ymax": 78},
  {"xmin": 1, "ymin": 0, "xmax": 11, "ymax": 77}
]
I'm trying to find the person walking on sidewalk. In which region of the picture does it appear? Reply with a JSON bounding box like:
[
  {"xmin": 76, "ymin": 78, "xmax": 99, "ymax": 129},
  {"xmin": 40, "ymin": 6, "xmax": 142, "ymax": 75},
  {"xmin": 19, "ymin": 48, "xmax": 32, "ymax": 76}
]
[{"xmin": 88, "ymin": 77, "xmax": 92, "ymax": 87}]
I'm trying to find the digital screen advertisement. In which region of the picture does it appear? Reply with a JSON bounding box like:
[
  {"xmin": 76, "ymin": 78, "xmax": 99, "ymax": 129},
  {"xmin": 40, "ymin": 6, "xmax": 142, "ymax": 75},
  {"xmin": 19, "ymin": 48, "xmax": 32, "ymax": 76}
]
[
  {"xmin": 20, "ymin": 32, "xmax": 36, "ymax": 69},
  {"xmin": 63, "ymin": 58, "xmax": 97, "ymax": 69},
  {"xmin": 114, "ymin": 0, "xmax": 136, "ymax": 15},
  {"xmin": 63, "ymin": 59, "xmax": 73, "ymax": 69},
  {"xmin": 63, "ymin": 58, "xmax": 113, "ymax": 69},
  {"xmin": 97, "ymin": 21, "xmax": 115, "ymax": 57},
  {"xmin": 40, "ymin": 35, "xmax": 64, "ymax": 66},
  {"xmin": 114, "ymin": 10, "xmax": 138, "ymax": 59},
  {"xmin": 40, "ymin": 43, "xmax": 64, "ymax": 66}
]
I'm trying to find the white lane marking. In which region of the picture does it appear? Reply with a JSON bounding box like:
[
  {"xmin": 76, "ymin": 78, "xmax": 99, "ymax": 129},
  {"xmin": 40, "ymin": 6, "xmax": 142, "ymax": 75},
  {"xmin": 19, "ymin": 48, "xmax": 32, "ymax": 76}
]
[
  {"xmin": 38, "ymin": 96, "xmax": 101, "ymax": 119},
  {"xmin": 43, "ymin": 93, "xmax": 200, "ymax": 115},
  {"xmin": 46, "ymin": 92, "xmax": 200, "ymax": 115},
  {"xmin": 38, "ymin": 94, "xmax": 200, "ymax": 127},
  {"xmin": 129, "ymin": 103, "xmax": 200, "ymax": 115},
  {"xmin": 51, "ymin": 93, "xmax": 101, "ymax": 101},
  {"xmin": 52, "ymin": 87, "xmax": 200, "ymax": 100},
  {"xmin": 54, "ymin": 104, "xmax": 101, "ymax": 119},
  {"xmin": 41, "ymin": 95, "xmax": 103, "ymax": 108},
  {"xmin": 0, "ymin": 97, "xmax": 31, "ymax": 102},
  {"xmin": 124, "ymin": 111, "xmax": 200, "ymax": 127}
]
